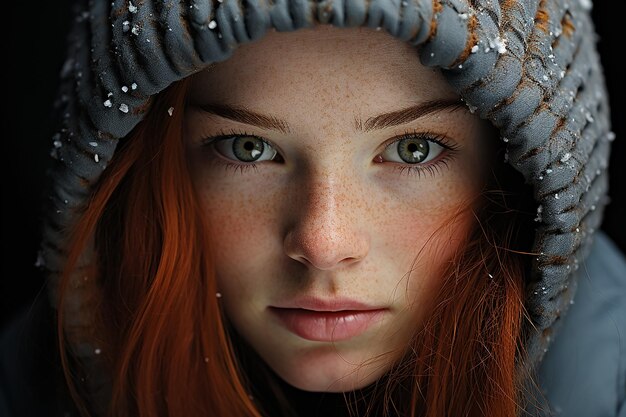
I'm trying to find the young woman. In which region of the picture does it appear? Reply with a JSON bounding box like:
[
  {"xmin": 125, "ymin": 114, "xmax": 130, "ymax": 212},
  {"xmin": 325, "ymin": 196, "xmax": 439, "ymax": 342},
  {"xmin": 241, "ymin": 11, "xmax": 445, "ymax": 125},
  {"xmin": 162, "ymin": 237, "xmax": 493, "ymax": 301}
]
[{"xmin": 1, "ymin": 1, "xmax": 625, "ymax": 417}]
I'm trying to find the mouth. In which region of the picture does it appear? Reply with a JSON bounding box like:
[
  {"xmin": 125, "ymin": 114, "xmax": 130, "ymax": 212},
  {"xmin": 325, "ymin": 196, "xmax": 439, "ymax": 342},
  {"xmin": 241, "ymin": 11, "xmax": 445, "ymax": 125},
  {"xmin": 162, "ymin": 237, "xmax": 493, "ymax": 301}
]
[{"xmin": 268, "ymin": 307, "xmax": 388, "ymax": 342}]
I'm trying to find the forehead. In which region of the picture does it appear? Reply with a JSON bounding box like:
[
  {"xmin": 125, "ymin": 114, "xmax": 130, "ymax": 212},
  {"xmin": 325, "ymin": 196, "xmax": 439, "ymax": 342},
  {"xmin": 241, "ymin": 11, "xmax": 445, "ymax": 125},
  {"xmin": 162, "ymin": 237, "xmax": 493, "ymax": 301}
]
[{"xmin": 188, "ymin": 24, "xmax": 460, "ymax": 115}]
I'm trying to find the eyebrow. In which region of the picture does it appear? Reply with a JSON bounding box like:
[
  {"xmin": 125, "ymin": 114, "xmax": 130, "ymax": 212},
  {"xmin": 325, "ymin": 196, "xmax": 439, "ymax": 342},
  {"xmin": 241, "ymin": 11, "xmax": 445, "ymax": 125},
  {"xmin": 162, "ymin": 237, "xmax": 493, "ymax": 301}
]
[{"xmin": 189, "ymin": 99, "xmax": 466, "ymax": 134}]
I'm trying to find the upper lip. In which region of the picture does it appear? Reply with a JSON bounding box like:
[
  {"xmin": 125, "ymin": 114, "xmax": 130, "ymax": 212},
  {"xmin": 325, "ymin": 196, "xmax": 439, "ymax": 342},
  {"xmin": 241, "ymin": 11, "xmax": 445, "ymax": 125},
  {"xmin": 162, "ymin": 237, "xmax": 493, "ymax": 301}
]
[{"xmin": 270, "ymin": 296, "xmax": 386, "ymax": 312}]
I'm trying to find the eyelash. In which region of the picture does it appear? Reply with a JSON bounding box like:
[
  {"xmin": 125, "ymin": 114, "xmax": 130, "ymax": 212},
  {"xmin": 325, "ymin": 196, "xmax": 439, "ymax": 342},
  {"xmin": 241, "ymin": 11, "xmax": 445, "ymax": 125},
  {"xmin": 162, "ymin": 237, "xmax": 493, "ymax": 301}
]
[{"xmin": 201, "ymin": 128, "xmax": 460, "ymax": 178}]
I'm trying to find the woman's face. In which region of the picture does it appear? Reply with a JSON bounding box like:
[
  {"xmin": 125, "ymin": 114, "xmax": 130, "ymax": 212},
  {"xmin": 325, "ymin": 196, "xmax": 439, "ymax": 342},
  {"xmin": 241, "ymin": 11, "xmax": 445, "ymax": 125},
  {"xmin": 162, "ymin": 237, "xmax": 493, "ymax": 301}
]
[{"xmin": 184, "ymin": 24, "xmax": 494, "ymax": 392}]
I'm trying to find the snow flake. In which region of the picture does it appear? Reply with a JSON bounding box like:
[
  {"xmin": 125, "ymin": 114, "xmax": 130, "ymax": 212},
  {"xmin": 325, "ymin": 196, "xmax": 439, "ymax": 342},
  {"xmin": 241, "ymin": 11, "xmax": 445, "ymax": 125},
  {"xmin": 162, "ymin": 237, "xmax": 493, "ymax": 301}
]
[
  {"xmin": 208, "ymin": 20, "xmax": 217, "ymax": 29},
  {"xmin": 606, "ymin": 131, "xmax": 616, "ymax": 141},
  {"xmin": 94, "ymin": 154, "xmax": 99, "ymax": 162},
  {"xmin": 458, "ymin": 12, "xmax": 469, "ymax": 20},
  {"xmin": 488, "ymin": 273, "xmax": 494, "ymax": 279},
  {"xmin": 167, "ymin": 106, "xmax": 174, "ymax": 116},
  {"xmin": 488, "ymin": 36, "xmax": 507, "ymax": 54},
  {"xmin": 119, "ymin": 103, "xmax": 129, "ymax": 113},
  {"xmin": 94, "ymin": 348, "xmax": 102, "ymax": 355},
  {"xmin": 131, "ymin": 24, "xmax": 140, "ymax": 35},
  {"xmin": 89, "ymin": 141, "xmax": 98, "ymax": 147},
  {"xmin": 121, "ymin": 85, "xmax": 129, "ymax": 93},
  {"xmin": 216, "ymin": 292, "xmax": 222, "ymax": 298},
  {"xmin": 122, "ymin": 20, "xmax": 130, "ymax": 32},
  {"xmin": 560, "ymin": 152, "xmax": 571, "ymax": 162},
  {"xmin": 204, "ymin": 357, "xmax": 209, "ymax": 362},
  {"xmin": 53, "ymin": 134, "xmax": 63, "ymax": 148},
  {"xmin": 534, "ymin": 205, "xmax": 543, "ymax": 222},
  {"xmin": 502, "ymin": 137, "xmax": 509, "ymax": 142},
  {"xmin": 471, "ymin": 44, "xmax": 479, "ymax": 53},
  {"xmin": 129, "ymin": 1, "xmax": 138, "ymax": 13},
  {"xmin": 546, "ymin": 168, "xmax": 553, "ymax": 174},
  {"xmin": 107, "ymin": 92, "xmax": 113, "ymax": 97},
  {"xmin": 103, "ymin": 99, "xmax": 113, "ymax": 108},
  {"xmin": 578, "ymin": 0, "xmax": 592, "ymax": 10},
  {"xmin": 131, "ymin": 82, "xmax": 138, "ymax": 90},
  {"xmin": 554, "ymin": 193, "xmax": 559, "ymax": 199}
]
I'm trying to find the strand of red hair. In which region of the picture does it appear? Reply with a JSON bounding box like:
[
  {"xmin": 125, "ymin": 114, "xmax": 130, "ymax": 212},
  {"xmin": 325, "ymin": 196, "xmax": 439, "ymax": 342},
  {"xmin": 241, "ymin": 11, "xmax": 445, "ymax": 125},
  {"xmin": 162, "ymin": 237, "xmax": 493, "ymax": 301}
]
[{"xmin": 56, "ymin": 77, "xmax": 262, "ymax": 417}]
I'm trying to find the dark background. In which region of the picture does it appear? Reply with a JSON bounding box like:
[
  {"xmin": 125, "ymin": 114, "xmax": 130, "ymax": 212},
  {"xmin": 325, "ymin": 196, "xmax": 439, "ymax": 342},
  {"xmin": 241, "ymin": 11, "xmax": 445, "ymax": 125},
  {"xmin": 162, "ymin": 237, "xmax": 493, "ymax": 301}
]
[{"xmin": 2, "ymin": 2, "xmax": 624, "ymax": 329}]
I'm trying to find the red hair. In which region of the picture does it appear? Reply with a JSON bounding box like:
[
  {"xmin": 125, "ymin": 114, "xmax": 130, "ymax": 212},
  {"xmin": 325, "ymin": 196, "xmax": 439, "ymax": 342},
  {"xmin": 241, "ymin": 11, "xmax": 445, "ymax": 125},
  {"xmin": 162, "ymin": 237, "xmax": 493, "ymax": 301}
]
[{"xmin": 55, "ymin": 77, "xmax": 540, "ymax": 417}]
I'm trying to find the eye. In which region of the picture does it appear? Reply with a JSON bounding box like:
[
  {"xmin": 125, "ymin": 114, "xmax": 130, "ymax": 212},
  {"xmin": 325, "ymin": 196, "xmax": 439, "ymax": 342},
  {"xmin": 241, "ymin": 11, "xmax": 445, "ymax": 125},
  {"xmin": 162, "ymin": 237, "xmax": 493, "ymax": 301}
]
[
  {"xmin": 379, "ymin": 134, "xmax": 447, "ymax": 165},
  {"xmin": 212, "ymin": 133, "xmax": 281, "ymax": 163}
]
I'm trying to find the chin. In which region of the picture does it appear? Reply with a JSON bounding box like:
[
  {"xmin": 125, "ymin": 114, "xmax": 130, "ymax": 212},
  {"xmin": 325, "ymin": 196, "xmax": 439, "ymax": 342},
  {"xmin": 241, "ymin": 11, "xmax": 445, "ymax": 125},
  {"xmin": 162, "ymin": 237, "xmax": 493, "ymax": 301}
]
[
  {"xmin": 269, "ymin": 351, "xmax": 391, "ymax": 393},
  {"xmin": 280, "ymin": 373, "xmax": 377, "ymax": 393}
]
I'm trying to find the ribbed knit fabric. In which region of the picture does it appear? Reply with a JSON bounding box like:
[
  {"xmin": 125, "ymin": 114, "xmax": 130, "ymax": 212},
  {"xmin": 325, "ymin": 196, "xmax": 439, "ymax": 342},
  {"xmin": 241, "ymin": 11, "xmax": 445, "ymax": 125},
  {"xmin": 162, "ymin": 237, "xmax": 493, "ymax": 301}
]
[{"xmin": 39, "ymin": 0, "xmax": 614, "ymax": 414}]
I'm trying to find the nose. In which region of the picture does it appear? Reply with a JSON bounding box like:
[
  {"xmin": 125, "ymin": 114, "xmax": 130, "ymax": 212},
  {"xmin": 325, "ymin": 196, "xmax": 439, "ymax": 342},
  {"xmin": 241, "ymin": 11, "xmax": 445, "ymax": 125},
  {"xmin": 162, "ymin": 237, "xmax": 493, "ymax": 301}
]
[{"xmin": 283, "ymin": 178, "xmax": 370, "ymax": 271}]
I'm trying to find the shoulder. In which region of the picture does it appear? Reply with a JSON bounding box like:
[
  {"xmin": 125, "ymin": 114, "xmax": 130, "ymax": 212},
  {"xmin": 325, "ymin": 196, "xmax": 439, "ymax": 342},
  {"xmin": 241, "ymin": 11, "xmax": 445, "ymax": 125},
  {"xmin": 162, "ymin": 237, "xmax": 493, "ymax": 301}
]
[
  {"xmin": 0, "ymin": 294, "xmax": 76, "ymax": 417},
  {"xmin": 537, "ymin": 231, "xmax": 626, "ymax": 417}
]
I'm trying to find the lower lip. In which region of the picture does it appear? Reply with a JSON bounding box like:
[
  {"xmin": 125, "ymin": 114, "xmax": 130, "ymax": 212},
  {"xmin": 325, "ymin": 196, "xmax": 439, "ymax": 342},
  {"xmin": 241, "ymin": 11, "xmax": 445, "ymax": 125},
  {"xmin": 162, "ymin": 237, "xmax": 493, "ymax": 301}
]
[{"xmin": 269, "ymin": 307, "xmax": 387, "ymax": 342}]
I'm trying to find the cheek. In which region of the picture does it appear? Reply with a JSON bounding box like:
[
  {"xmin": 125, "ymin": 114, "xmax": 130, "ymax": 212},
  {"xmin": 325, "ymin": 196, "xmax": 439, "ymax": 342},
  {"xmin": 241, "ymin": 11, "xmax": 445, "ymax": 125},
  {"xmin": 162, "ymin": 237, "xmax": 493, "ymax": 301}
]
[
  {"xmin": 189, "ymin": 171, "xmax": 287, "ymax": 314},
  {"xmin": 201, "ymin": 190, "xmax": 278, "ymax": 267},
  {"xmin": 405, "ymin": 209, "xmax": 472, "ymax": 302},
  {"xmin": 378, "ymin": 177, "xmax": 477, "ymax": 318},
  {"xmin": 379, "ymin": 170, "xmax": 477, "ymax": 252}
]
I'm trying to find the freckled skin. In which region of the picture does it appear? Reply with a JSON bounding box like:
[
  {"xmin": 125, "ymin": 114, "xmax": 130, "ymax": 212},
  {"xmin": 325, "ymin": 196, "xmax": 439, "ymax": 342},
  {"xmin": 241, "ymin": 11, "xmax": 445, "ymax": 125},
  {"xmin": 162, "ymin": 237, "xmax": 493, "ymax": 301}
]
[{"xmin": 184, "ymin": 24, "xmax": 496, "ymax": 392}]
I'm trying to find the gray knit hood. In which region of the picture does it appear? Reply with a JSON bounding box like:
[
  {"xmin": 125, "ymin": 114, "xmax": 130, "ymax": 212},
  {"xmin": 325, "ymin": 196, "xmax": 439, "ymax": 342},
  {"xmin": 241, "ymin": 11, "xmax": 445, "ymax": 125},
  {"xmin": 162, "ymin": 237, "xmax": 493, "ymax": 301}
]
[{"xmin": 40, "ymin": 0, "xmax": 613, "ymax": 413}]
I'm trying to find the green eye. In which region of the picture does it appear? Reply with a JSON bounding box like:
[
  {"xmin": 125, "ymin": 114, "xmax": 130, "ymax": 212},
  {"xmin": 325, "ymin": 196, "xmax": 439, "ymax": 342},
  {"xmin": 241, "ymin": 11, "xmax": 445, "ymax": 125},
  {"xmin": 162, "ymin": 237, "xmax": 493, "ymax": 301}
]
[
  {"xmin": 213, "ymin": 135, "xmax": 279, "ymax": 163},
  {"xmin": 232, "ymin": 136, "xmax": 265, "ymax": 162},
  {"xmin": 397, "ymin": 137, "xmax": 430, "ymax": 163},
  {"xmin": 381, "ymin": 136, "xmax": 444, "ymax": 165}
]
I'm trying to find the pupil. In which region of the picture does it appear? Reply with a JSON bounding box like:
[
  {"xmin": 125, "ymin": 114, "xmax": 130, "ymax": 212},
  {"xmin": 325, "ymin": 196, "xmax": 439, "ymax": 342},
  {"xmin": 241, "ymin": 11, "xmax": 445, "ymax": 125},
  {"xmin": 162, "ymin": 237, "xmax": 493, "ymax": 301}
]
[
  {"xmin": 244, "ymin": 141, "xmax": 254, "ymax": 151},
  {"xmin": 408, "ymin": 143, "xmax": 417, "ymax": 152}
]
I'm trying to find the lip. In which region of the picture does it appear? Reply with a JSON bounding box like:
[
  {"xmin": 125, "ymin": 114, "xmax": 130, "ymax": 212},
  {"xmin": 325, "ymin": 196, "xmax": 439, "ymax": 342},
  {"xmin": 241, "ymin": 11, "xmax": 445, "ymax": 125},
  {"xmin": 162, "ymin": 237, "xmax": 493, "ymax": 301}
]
[
  {"xmin": 269, "ymin": 297, "xmax": 388, "ymax": 342},
  {"xmin": 272, "ymin": 296, "xmax": 384, "ymax": 312}
]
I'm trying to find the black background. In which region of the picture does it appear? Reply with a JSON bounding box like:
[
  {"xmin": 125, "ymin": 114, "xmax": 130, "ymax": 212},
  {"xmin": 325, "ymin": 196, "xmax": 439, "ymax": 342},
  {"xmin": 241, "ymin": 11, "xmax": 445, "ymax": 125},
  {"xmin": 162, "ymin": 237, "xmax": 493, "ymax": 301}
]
[{"xmin": 2, "ymin": 2, "xmax": 624, "ymax": 329}]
